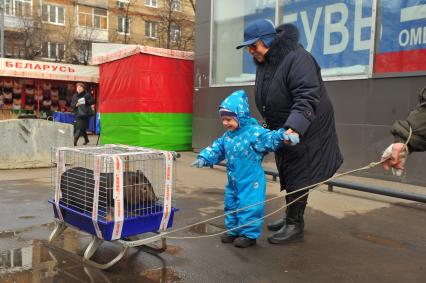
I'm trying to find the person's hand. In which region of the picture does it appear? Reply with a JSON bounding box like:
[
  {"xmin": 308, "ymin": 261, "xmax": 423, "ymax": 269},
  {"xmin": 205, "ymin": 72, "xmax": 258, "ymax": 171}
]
[
  {"xmin": 76, "ymin": 102, "xmax": 80, "ymax": 107},
  {"xmin": 191, "ymin": 159, "xmax": 206, "ymax": 168},
  {"xmin": 283, "ymin": 128, "xmax": 300, "ymax": 146},
  {"xmin": 381, "ymin": 143, "xmax": 407, "ymax": 176}
]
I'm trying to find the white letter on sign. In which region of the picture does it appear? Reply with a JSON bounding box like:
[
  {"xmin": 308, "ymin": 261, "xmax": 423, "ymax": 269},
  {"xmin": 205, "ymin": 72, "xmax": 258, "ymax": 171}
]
[
  {"xmin": 324, "ymin": 3, "xmax": 349, "ymax": 54},
  {"xmin": 354, "ymin": 0, "xmax": 371, "ymax": 51},
  {"xmin": 301, "ymin": 7, "xmax": 322, "ymax": 52}
]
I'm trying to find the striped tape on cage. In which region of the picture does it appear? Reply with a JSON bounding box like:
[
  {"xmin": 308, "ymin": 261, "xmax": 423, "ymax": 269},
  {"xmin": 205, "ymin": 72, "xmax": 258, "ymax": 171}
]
[
  {"xmin": 92, "ymin": 155, "xmax": 103, "ymax": 239},
  {"xmin": 54, "ymin": 147, "xmax": 80, "ymax": 222},
  {"xmin": 54, "ymin": 148, "xmax": 66, "ymax": 221},
  {"xmin": 111, "ymin": 156, "xmax": 125, "ymax": 240},
  {"xmin": 159, "ymin": 151, "xmax": 174, "ymax": 231}
]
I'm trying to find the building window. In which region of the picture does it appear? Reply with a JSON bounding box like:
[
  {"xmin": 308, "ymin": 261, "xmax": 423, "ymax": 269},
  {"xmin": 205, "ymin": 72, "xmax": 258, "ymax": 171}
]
[
  {"xmin": 78, "ymin": 5, "xmax": 108, "ymax": 30},
  {"xmin": 118, "ymin": 17, "xmax": 130, "ymax": 34},
  {"xmin": 117, "ymin": 0, "xmax": 129, "ymax": 9},
  {"xmin": 42, "ymin": 42, "xmax": 64, "ymax": 60},
  {"xmin": 94, "ymin": 8, "xmax": 107, "ymax": 29},
  {"xmin": 42, "ymin": 5, "xmax": 65, "ymax": 25},
  {"xmin": 79, "ymin": 48, "xmax": 91, "ymax": 63},
  {"xmin": 145, "ymin": 0, "xmax": 157, "ymax": 8},
  {"xmin": 145, "ymin": 21, "xmax": 157, "ymax": 38},
  {"xmin": 171, "ymin": 0, "xmax": 181, "ymax": 12},
  {"xmin": 4, "ymin": 0, "xmax": 32, "ymax": 17},
  {"xmin": 170, "ymin": 25, "xmax": 181, "ymax": 42}
]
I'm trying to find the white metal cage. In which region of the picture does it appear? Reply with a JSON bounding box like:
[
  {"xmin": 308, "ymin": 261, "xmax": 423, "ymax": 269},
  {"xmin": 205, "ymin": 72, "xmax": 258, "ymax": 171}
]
[{"xmin": 51, "ymin": 145, "xmax": 176, "ymax": 223}]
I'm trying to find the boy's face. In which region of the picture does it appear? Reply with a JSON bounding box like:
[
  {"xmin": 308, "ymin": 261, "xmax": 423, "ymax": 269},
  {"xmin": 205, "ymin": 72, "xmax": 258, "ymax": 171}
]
[{"xmin": 222, "ymin": 116, "xmax": 239, "ymax": 131}]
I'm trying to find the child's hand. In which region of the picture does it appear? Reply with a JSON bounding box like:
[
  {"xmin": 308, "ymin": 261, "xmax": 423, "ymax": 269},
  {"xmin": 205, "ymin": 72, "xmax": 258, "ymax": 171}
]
[
  {"xmin": 191, "ymin": 159, "xmax": 206, "ymax": 168},
  {"xmin": 283, "ymin": 128, "xmax": 300, "ymax": 145}
]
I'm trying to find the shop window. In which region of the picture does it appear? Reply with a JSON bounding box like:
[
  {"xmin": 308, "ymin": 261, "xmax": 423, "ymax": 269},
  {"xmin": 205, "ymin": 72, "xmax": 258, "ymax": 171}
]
[
  {"xmin": 170, "ymin": 25, "xmax": 181, "ymax": 42},
  {"xmin": 172, "ymin": 0, "xmax": 181, "ymax": 12},
  {"xmin": 145, "ymin": 0, "xmax": 157, "ymax": 8},
  {"xmin": 280, "ymin": 0, "xmax": 373, "ymax": 78},
  {"xmin": 42, "ymin": 4, "xmax": 65, "ymax": 25},
  {"xmin": 4, "ymin": 0, "xmax": 32, "ymax": 17},
  {"xmin": 118, "ymin": 16, "xmax": 130, "ymax": 34},
  {"xmin": 212, "ymin": 0, "xmax": 276, "ymax": 85},
  {"xmin": 212, "ymin": 0, "xmax": 378, "ymax": 85},
  {"xmin": 42, "ymin": 42, "xmax": 64, "ymax": 60},
  {"xmin": 145, "ymin": 21, "xmax": 157, "ymax": 38},
  {"xmin": 78, "ymin": 5, "xmax": 107, "ymax": 30}
]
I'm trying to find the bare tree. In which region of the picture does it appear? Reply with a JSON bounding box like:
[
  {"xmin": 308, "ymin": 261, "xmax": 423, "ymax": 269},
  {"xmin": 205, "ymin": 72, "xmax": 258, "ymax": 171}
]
[
  {"xmin": 114, "ymin": 0, "xmax": 137, "ymax": 44},
  {"xmin": 12, "ymin": 12, "xmax": 47, "ymax": 59},
  {"xmin": 57, "ymin": 8, "xmax": 100, "ymax": 65},
  {"xmin": 151, "ymin": 0, "xmax": 195, "ymax": 50}
]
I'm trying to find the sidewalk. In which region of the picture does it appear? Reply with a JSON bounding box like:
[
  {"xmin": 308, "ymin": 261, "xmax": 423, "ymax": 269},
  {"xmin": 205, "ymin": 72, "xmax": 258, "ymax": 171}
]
[{"xmin": 0, "ymin": 151, "xmax": 425, "ymax": 282}]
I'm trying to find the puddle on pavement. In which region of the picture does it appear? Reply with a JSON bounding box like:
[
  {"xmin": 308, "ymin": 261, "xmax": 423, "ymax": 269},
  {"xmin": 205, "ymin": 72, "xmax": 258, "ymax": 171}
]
[
  {"xmin": 0, "ymin": 227, "xmax": 182, "ymax": 282},
  {"xmin": 141, "ymin": 267, "xmax": 180, "ymax": 282},
  {"xmin": 189, "ymin": 223, "xmax": 225, "ymax": 235},
  {"xmin": 165, "ymin": 245, "xmax": 182, "ymax": 255},
  {"xmin": 353, "ymin": 233, "xmax": 404, "ymax": 248}
]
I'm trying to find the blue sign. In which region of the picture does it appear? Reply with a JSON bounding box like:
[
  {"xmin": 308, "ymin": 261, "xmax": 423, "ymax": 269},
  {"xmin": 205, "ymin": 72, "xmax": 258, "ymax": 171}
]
[
  {"xmin": 282, "ymin": 0, "xmax": 372, "ymax": 70},
  {"xmin": 378, "ymin": 0, "xmax": 426, "ymax": 53},
  {"xmin": 242, "ymin": 0, "xmax": 374, "ymax": 75}
]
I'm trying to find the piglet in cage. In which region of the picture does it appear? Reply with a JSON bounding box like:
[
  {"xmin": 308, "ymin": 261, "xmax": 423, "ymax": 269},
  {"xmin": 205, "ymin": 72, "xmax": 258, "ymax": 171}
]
[{"xmin": 59, "ymin": 167, "xmax": 158, "ymax": 218}]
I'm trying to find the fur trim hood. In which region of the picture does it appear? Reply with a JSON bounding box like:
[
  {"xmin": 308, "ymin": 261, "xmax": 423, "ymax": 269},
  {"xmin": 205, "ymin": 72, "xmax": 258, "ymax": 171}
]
[{"xmin": 264, "ymin": 23, "xmax": 301, "ymax": 66}]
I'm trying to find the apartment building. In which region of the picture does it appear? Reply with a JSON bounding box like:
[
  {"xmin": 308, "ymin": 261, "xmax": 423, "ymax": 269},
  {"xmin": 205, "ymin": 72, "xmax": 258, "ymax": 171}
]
[{"xmin": 1, "ymin": 0, "xmax": 195, "ymax": 64}]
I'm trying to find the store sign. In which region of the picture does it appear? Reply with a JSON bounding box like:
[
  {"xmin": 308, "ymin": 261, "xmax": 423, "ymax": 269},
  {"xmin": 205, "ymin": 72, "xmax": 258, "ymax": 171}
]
[
  {"xmin": 0, "ymin": 58, "xmax": 99, "ymax": 82},
  {"xmin": 375, "ymin": 0, "xmax": 426, "ymax": 73},
  {"xmin": 282, "ymin": 0, "xmax": 373, "ymax": 75},
  {"xmin": 241, "ymin": 0, "xmax": 373, "ymax": 77}
]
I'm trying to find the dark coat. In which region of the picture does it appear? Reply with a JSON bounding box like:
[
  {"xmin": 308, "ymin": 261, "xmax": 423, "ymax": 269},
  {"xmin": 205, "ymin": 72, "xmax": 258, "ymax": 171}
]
[
  {"xmin": 391, "ymin": 87, "xmax": 426, "ymax": 152},
  {"xmin": 71, "ymin": 91, "xmax": 94, "ymax": 130},
  {"xmin": 254, "ymin": 24, "xmax": 343, "ymax": 191}
]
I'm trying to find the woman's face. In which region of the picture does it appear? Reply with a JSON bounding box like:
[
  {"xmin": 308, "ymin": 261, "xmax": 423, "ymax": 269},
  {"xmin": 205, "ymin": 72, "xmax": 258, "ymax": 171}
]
[
  {"xmin": 246, "ymin": 40, "xmax": 269, "ymax": 63},
  {"xmin": 76, "ymin": 85, "xmax": 84, "ymax": 93}
]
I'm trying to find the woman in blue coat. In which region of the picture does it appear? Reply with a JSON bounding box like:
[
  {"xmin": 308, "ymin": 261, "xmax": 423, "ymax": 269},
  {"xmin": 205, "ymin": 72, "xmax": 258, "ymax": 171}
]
[
  {"xmin": 192, "ymin": 90, "xmax": 295, "ymax": 248},
  {"xmin": 236, "ymin": 20, "xmax": 343, "ymax": 244}
]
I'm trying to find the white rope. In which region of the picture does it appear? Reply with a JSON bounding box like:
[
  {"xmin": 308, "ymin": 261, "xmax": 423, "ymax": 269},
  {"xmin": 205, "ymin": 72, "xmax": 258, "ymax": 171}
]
[{"xmin": 163, "ymin": 127, "xmax": 414, "ymax": 240}]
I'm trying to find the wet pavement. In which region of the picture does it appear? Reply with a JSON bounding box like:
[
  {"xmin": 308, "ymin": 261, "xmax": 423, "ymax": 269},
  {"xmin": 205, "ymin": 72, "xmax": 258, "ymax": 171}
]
[{"xmin": 0, "ymin": 151, "xmax": 426, "ymax": 282}]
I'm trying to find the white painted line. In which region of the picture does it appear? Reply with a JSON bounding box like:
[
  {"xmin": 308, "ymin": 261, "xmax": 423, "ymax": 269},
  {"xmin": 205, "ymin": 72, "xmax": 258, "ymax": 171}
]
[{"xmin": 400, "ymin": 4, "xmax": 426, "ymax": 22}]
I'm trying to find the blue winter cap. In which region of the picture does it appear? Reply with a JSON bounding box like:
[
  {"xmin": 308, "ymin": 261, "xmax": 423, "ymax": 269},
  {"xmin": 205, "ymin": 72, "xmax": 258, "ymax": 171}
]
[{"xmin": 236, "ymin": 19, "xmax": 276, "ymax": 49}]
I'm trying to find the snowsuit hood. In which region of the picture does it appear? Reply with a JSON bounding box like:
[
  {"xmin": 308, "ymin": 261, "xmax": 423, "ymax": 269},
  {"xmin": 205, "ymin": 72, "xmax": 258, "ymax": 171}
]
[{"xmin": 219, "ymin": 90, "xmax": 255, "ymax": 132}]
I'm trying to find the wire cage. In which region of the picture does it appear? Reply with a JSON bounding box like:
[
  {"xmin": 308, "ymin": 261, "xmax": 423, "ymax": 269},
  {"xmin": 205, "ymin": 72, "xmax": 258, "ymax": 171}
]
[{"xmin": 49, "ymin": 145, "xmax": 178, "ymax": 241}]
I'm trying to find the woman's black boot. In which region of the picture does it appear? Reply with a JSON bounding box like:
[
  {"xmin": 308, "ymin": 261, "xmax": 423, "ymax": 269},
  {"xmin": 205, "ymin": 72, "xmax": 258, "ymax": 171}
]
[
  {"xmin": 267, "ymin": 199, "xmax": 306, "ymax": 244},
  {"xmin": 267, "ymin": 195, "xmax": 290, "ymax": 231}
]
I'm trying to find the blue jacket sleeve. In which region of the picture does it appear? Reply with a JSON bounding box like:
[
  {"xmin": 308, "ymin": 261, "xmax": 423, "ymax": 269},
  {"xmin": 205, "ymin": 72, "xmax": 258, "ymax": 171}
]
[
  {"xmin": 253, "ymin": 128, "xmax": 285, "ymax": 153},
  {"xmin": 198, "ymin": 135, "xmax": 226, "ymax": 165}
]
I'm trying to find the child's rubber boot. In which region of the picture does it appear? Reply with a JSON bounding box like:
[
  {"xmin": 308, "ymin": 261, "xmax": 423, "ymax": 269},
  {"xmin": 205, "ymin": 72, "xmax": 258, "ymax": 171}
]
[
  {"xmin": 220, "ymin": 233, "xmax": 238, "ymax": 243},
  {"xmin": 233, "ymin": 236, "xmax": 256, "ymax": 248}
]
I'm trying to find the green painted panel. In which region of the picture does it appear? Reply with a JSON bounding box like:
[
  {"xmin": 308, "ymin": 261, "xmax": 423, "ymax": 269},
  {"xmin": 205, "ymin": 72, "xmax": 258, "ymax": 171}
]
[{"xmin": 100, "ymin": 113, "xmax": 192, "ymax": 151}]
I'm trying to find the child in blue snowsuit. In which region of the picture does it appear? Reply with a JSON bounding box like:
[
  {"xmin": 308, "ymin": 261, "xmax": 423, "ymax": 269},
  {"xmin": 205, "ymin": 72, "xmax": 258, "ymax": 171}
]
[{"xmin": 192, "ymin": 90, "xmax": 296, "ymax": 248}]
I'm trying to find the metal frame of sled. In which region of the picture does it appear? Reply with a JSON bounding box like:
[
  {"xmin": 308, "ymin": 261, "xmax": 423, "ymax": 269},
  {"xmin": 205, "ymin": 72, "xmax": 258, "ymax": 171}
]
[{"xmin": 48, "ymin": 220, "xmax": 168, "ymax": 270}]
